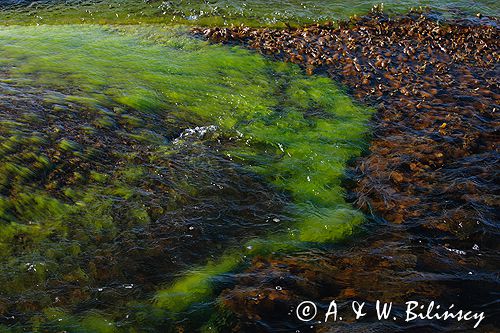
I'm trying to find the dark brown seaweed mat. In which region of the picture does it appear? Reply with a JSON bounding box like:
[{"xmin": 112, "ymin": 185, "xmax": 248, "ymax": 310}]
[{"xmin": 193, "ymin": 9, "xmax": 500, "ymax": 332}]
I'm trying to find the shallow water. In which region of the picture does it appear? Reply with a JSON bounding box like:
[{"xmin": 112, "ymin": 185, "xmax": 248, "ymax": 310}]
[
  {"xmin": 0, "ymin": 1, "xmax": 498, "ymax": 332},
  {"xmin": 0, "ymin": 24, "xmax": 371, "ymax": 331},
  {"xmin": 0, "ymin": 0, "xmax": 499, "ymax": 26},
  {"xmin": 198, "ymin": 13, "xmax": 499, "ymax": 331}
]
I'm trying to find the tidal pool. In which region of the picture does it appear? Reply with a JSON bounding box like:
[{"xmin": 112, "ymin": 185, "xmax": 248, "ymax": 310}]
[{"xmin": 0, "ymin": 25, "xmax": 371, "ymax": 331}]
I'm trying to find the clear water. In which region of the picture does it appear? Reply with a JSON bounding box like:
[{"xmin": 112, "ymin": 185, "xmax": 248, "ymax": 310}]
[
  {"xmin": 0, "ymin": 23, "xmax": 371, "ymax": 331},
  {"xmin": 0, "ymin": 0, "xmax": 498, "ymax": 26},
  {"xmin": 0, "ymin": 1, "xmax": 498, "ymax": 332}
]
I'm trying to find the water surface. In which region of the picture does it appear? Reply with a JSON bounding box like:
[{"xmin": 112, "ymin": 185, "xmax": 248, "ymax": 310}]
[
  {"xmin": 0, "ymin": 24, "xmax": 371, "ymax": 331},
  {"xmin": 0, "ymin": 1, "xmax": 498, "ymax": 332},
  {"xmin": 0, "ymin": 0, "xmax": 498, "ymax": 26}
]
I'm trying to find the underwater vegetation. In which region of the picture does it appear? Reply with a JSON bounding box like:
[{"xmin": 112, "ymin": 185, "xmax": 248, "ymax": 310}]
[
  {"xmin": 194, "ymin": 9, "xmax": 500, "ymax": 332},
  {"xmin": 2, "ymin": 0, "xmax": 497, "ymax": 331},
  {"xmin": 0, "ymin": 25, "xmax": 371, "ymax": 331},
  {"xmin": 0, "ymin": 0, "xmax": 499, "ymax": 26}
]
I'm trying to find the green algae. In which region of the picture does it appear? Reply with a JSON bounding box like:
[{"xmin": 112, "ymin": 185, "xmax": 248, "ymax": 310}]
[
  {"xmin": 154, "ymin": 68, "xmax": 372, "ymax": 313},
  {"xmin": 155, "ymin": 253, "xmax": 243, "ymax": 312},
  {"xmin": 0, "ymin": 24, "xmax": 372, "ymax": 330}
]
